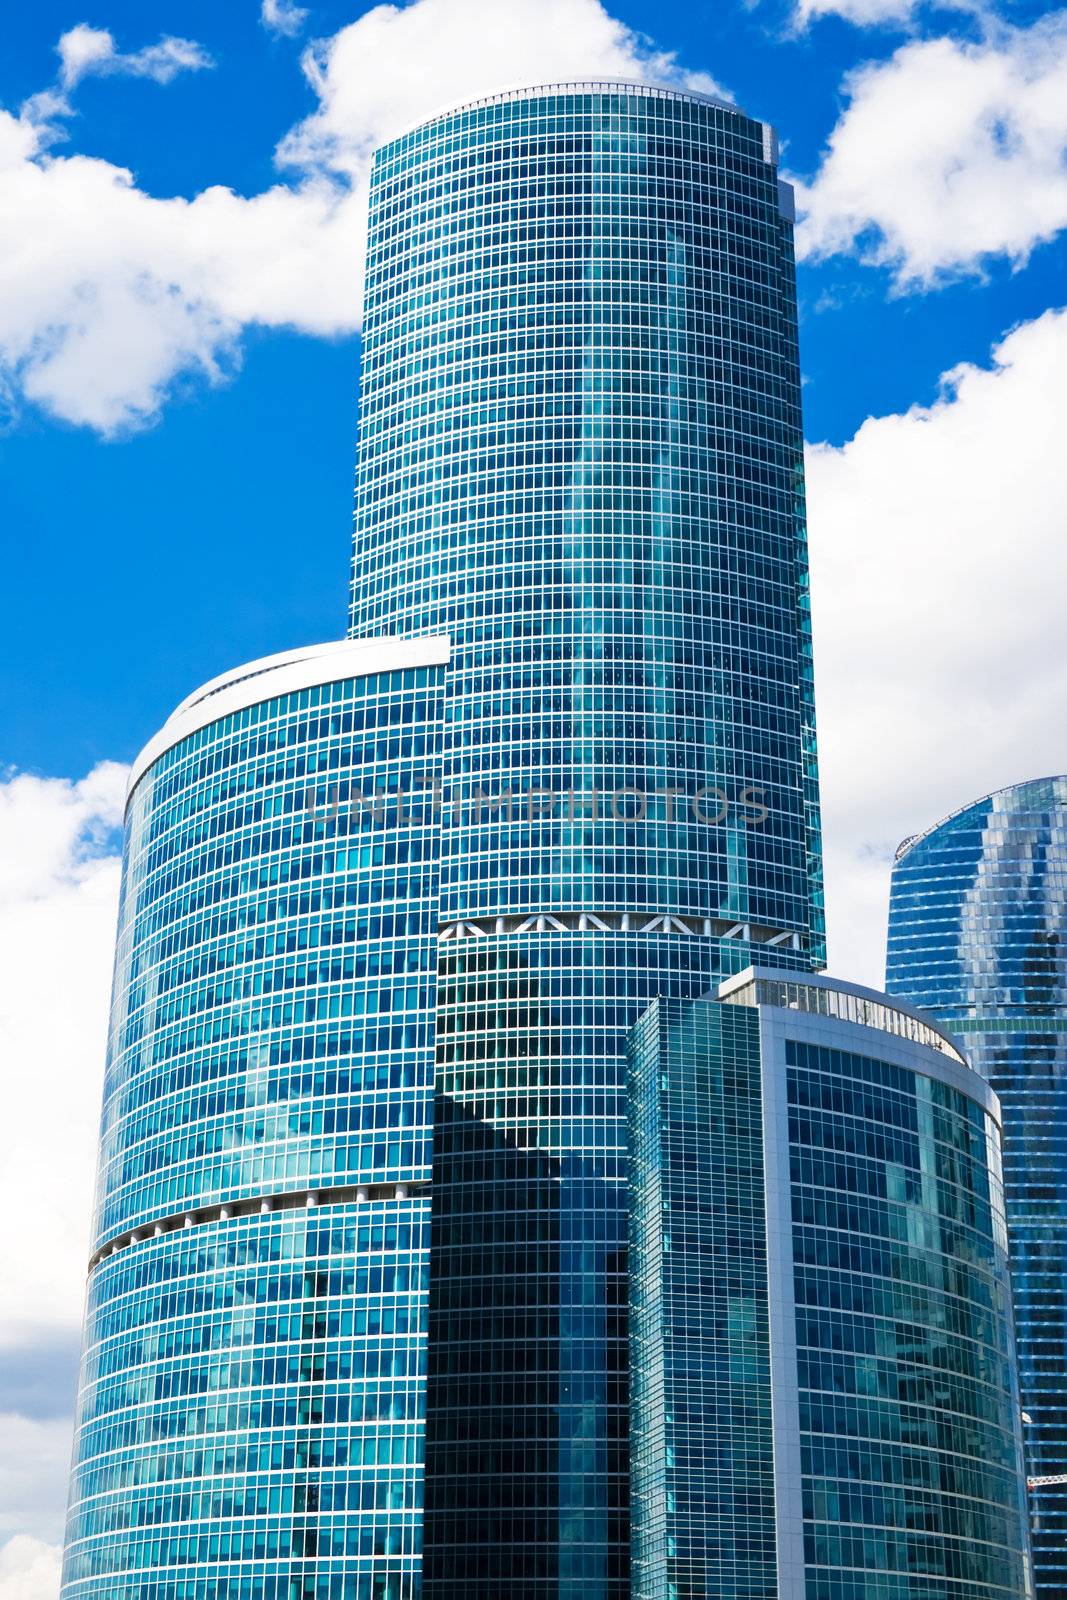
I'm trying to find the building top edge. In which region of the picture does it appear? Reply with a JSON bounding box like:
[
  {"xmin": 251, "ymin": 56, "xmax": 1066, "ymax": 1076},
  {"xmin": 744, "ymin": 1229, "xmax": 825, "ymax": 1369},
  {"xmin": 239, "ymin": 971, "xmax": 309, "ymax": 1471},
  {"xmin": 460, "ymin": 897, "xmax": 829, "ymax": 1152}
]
[
  {"xmin": 718, "ymin": 964, "xmax": 969, "ymax": 1066},
  {"xmin": 127, "ymin": 635, "xmax": 451, "ymax": 804},
  {"xmin": 380, "ymin": 78, "xmax": 762, "ymax": 153},
  {"xmin": 893, "ymin": 773, "xmax": 1067, "ymax": 862}
]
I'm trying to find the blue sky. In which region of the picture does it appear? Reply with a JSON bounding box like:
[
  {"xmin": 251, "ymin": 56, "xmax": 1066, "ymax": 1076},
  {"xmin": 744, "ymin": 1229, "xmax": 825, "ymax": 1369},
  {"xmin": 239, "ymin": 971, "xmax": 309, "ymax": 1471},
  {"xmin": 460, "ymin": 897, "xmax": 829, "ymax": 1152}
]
[
  {"xmin": 1, "ymin": 0, "xmax": 1063, "ymax": 777},
  {"xmin": 2, "ymin": 1, "xmax": 1067, "ymax": 1589}
]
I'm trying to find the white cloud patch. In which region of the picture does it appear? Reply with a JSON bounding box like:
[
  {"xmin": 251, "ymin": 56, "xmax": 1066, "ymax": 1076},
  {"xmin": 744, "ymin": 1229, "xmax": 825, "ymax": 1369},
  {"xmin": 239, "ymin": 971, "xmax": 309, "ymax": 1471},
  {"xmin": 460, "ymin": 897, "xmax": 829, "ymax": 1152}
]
[
  {"xmin": 792, "ymin": 0, "xmax": 974, "ymax": 30},
  {"xmin": 277, "ymin": 0, "xmax": 726, "ymax": 180},
  {"xmin": 796, "ymin": 13, "xmax": 1067, "ymax": 286},
  {"xmin": 261, "ymin": 0, "xmax": 311, "ymax": 39},
  {"xmin": 0, "ymin": 1415, "xmax": 75, "ymax": 1550},
  {"xmin": 0, "ymin": 1535, "xmax": 62, "ymax": 1600},
  {"xmin": 0, "ymin": 0, "xmax": 723, "ymax": 435},
  {"xmin": 0, "ymin": 765, "xmax": 126, "ymax": 1578},
  {"xmin": 807, "ymin": 307, "xmax": 1067, "ymax": 986},
  {"xmin": 56, "ymin": 24, "xmax": 213, "ymax": 90},
  {"xmin": 0, "ymin": 765, "xmax": 126, "ymax": 1350},
  {"xmin": 0, "ymin": 113, "xmax": 365, "ymax": 431}
]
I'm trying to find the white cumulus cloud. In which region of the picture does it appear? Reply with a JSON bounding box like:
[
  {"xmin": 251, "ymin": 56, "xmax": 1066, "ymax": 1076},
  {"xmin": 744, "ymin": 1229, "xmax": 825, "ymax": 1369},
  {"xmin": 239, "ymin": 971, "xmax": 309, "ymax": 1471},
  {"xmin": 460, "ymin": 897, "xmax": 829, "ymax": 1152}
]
[
  {"xmin": 0, "ymin": 764, "xmax": 126, "ymax": 1349},
  {"xmin": 0, "ymin": 1535, "xmax": 62, "ymax": 1600},
  {"xmin": 277, "ymin": 0, "xmax": 726, "ymax": 180},
  {"xmin": 0, "ymin": 766, "xmax": 128, "ymax": 1577},
  {"xmin": 792, "ymin": 0, "xmax": 975, "ymax": 30},
  {"xmin": 797, "ymin": 13, "xmax": 1067, "ymax": 286},
  {"xmin": 0, "ymin": 112, "xmax": 365, "ymax": 432},
  {"xmin": 807, "ymin": 307, "xmax": 1067, "ymax": 986},
  {"xmin": 0, "ymin": 0, "xmax": 723, "ymax": 435},
  {"xmin": 56, "ymin": 24, "xmax": 213, "ymax": 90},
  {"xmin": 261, "ymin": 0, "xmax": 311, "ymax": 39}
]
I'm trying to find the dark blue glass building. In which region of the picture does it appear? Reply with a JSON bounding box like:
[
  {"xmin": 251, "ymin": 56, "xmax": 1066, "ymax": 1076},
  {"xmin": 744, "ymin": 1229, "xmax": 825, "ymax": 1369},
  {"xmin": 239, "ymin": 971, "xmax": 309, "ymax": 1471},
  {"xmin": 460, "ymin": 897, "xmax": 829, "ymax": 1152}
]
[
  {"xmin": 629, "ymin": 971, "xmax": 1034, "ymax": 1600},
  {"xmin": 887, "ymin": 776, "xmax": 1067, "ymax": 1600},
  {"xmin": 349, "ymin": 83, "xmax": 823, "ymax": 1598}
]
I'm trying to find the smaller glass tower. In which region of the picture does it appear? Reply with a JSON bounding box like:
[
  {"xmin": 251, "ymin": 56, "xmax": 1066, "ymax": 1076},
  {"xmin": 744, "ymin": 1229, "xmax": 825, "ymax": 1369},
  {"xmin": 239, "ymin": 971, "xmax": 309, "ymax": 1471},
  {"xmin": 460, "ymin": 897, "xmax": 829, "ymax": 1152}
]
[
  {"xmin": 887, "ymin": 776, "xmax": 1067, "ymax": 1599},
  {"xmin": 628, "ymin": 968, "xmax": 1033, "ymax": 1600},
  {"xmin": 61, "ymin": 638, "xmax": 450, "ymax": 1600}
]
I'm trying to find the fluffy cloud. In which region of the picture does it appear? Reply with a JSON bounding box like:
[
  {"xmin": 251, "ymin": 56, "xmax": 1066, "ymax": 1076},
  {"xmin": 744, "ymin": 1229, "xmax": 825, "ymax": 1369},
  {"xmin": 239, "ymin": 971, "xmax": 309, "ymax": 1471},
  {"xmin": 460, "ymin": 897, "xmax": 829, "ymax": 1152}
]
[
  {"xmin": 0, "ymin": 766, "xmax": 127, "ymax": 1582},
  {"xmin": 277, "ymin": 0, "xmax": 725, "ymax": 180},
  {"xmin": 0, "ymin": 0, "xmax": 722, "ymax": 434},
  {"xmin": 0, "ymin": 765, "xmax": 125, "ymax": 1349},
  {"xmin": 261, "ymin": 0, "xmax": 311, "ymax": 39},
  {"xmin": 792, "ymin": 0, "xmax": 974, "ymax": 29},
  {"xmin": 0, "ymin": 1415, "xmax": 75, "ymax": 1549},
  {"xmin": 807, "ymin": 307, "xmax": 1067, "ymax": 985},
  {"xmin": 0, "ymin": 113, "xmax": 364, "ymax": 431},
  {"xmin": 797, "ymin": 13, "xmax": 1067, "ymax": 285},
  {"xmin": 56, "ymin": 24, "xmax": 213, "ymax": 90},
  {"xmin": 0, "ymin": 1536, "xmax": 62, "ymax": 1600}
]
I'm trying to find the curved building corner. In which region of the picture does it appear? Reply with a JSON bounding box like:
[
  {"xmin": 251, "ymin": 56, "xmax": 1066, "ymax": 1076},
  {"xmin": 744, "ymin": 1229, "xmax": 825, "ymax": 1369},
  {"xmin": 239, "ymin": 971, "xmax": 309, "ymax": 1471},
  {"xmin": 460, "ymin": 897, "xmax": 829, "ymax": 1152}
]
[
  {"xmin": 887, "ymin": 775, "xmax": 1067, "ymax": 1599},
  {"xmin": 629, "ymin": 969, "xmax": 1034, "ymax": 1600},
  {"xmin": 61, "ymin": 637, "xmax": 450, "ymax": 1600}
]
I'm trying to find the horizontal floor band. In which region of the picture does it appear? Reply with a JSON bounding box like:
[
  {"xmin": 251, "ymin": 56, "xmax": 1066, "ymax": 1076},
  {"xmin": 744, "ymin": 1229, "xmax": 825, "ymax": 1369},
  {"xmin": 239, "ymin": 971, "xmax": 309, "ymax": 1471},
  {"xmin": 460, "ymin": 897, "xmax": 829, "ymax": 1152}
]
[
  {"xmin": 89, "ymin": 1179, "xmax": 431, "ymax": 1275},
  {"xmin": 946, "ymin": 1015, "xmax": 1067, "ymax": 1034}
]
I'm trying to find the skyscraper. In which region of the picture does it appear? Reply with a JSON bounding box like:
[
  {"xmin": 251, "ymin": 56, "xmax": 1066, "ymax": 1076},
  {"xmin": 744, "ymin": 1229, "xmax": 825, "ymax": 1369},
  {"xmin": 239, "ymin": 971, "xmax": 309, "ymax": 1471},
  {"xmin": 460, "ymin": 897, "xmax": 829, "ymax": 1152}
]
[
  {"xmin": 348, "ymin": 83, "xmax": 822, "ymax": 1597},
  {"xmin": 887, "ymin": 776, "xmax": 1067, "ymax": 1599},
  {"xmin": 61, "ymin": 638, "xmax": 451, "ymax": 1600},
  {"xmin": 628, "ymin": 970, "xmax": 1034, "ymax": 1600}
]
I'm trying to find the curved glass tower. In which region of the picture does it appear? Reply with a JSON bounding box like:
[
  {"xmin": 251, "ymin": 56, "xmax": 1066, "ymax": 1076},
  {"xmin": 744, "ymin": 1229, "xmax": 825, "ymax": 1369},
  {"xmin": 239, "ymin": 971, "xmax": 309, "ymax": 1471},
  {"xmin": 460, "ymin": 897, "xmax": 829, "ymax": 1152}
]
[
  {"xmin": 887, "ymin": 776, "xmax": 1067, "ymax": 1599},
  {"xmin": 61, "ymin": 638, "xmax": 451, "ymax": 1600},
  {"xmin": 349, "ymin": 83, "xmax": 823, "ymax": 1597}
]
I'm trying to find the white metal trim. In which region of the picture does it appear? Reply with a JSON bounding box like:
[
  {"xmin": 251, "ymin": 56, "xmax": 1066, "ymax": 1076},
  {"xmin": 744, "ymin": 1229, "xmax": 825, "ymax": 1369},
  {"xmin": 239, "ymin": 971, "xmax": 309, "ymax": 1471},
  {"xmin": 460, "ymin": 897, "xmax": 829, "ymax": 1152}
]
[
  {"xmin": 127, "ymin": 635, "xmax": 451, "ymax": 801},
  {"xmin": 438, "ymin": 911, "xmax": 805, "ymax": 946}
]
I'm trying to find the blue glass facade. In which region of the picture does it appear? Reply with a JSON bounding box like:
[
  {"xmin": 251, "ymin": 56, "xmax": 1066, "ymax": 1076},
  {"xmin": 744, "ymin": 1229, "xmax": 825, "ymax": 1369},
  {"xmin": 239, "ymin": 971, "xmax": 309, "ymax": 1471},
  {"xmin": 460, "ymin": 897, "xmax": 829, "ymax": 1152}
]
[
  {"xmin": 629, "ymin": 997, "xmax": 775, "ymax": 1600},
  {"xmin": 61, "ymin": 641, "xmax": 449, "ymax": 1600},
  {"xmin": 887, "ymin": 776, "xmax": 1067, "ymax": 1599},
  {"xmin": 629, "ymin": 974, "xmax": 1034, "ymax": 1600},
  {"xmin": 349, "ymin": 82, "xmax": 823, "ymax": 1597}
]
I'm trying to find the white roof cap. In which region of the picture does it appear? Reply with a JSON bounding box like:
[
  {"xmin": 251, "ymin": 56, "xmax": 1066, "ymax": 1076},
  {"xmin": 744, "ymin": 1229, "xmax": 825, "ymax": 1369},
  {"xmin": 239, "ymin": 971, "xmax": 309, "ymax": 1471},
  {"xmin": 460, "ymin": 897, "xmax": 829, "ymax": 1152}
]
[{"xmin": 127, "ymin": 635, "xmax": 451, "ymax": 801}]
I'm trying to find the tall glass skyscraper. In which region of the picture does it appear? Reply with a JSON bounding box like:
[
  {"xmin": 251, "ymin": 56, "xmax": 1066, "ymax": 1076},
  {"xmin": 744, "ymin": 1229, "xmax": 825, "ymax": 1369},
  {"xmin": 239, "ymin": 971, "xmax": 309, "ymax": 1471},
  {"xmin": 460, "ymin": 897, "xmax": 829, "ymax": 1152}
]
[
  {"xmin": 887, "ymin": 776, "xmax": 1067, "ymax": 1600},
  {"xmin": 348, "ymin": 83, "xmax": 822, "ymax": 1597}
]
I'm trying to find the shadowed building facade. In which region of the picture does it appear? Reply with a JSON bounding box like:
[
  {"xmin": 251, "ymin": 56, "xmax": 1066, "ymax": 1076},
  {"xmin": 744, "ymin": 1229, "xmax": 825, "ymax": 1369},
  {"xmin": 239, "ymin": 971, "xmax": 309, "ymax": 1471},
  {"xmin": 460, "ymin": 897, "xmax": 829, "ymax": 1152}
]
[{"xmin": 887, "ymin": 777, "xmax": 1067, "ymax": 1600}]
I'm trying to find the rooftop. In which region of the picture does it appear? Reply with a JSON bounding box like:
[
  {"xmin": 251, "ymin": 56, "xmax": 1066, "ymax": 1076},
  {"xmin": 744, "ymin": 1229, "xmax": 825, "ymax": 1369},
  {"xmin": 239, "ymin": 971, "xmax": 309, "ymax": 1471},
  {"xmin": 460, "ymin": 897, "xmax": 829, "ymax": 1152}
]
[
  {"xmin": 719, "ymin": 965, "xmax": 967, "ymax": 1064},
  {"xmin": 894, "ymin": 773, "xmax": 1067, "ymax": 862},
  {"xmin": 127, "ymin": 636, "xmax": 451, "ymax": 802},
  {"xmin": 386, "ymin": 78, "xmax": 767, "ymax": 153}
]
